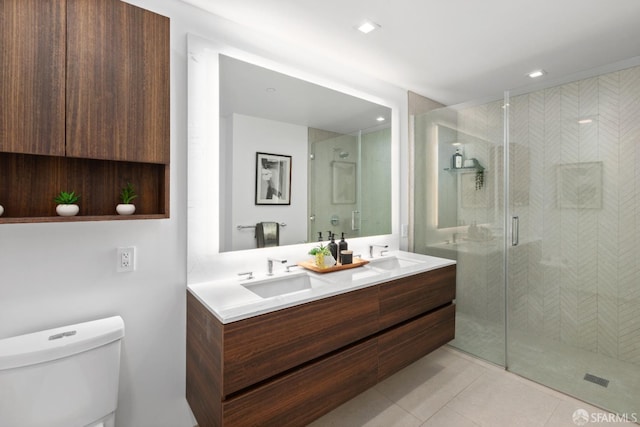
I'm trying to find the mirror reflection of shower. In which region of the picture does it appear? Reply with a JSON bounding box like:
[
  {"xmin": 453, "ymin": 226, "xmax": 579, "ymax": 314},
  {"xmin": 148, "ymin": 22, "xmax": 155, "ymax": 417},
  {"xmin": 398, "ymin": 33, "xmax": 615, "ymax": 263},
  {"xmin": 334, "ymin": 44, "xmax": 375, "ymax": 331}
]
[{"xmin": 308, "ymin": 126, "xmax": 391, "ymax": 243}]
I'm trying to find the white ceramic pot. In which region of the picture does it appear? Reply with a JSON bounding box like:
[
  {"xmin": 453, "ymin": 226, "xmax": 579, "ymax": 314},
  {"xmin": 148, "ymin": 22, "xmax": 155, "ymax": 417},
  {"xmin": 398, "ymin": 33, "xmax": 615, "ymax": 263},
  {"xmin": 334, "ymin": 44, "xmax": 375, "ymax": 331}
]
[
  {"xmin": 0, "ymin": 204, "xmax": 4, "ymax": 216},
  {"xmin": 56, "ymin": 204, "xmax": 79, "ymax": 217},
  {"xmin": 116, "ymin": 204, "xmax": 136, "ymax": 215}
]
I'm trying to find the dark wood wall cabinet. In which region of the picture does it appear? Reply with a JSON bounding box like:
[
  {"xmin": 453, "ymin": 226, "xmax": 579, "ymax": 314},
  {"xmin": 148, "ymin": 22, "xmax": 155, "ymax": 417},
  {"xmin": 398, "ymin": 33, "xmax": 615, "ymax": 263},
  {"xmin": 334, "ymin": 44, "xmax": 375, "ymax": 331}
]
[
  {"xmin": 187, "ymin": 265, "xmax": 457, "ymax": 427},
  {"xmin": 0, "ymin": 0, "xmax": 169, "ymax": 223}
]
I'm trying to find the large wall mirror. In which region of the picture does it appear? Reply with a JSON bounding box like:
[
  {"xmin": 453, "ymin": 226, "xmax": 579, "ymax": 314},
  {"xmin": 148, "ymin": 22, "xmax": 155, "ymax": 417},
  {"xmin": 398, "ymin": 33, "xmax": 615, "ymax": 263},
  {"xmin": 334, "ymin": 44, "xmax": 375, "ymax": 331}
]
[{"xmin": 188, "ymin": 34, "xmax": 395, "ymax": 256}]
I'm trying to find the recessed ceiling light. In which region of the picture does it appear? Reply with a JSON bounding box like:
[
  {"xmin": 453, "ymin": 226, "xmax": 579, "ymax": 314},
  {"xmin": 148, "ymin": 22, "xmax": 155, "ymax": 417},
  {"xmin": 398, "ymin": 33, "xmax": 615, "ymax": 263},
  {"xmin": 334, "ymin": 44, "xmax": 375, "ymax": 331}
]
[
  {"xmin": 376, "ymin": 116, "xmax": 385, "ymax": 122},
  {"xmin": 578, "ymin": 118, "xmax": 593, "ymax": 124},
  {"xmin": 452, "ymin": 142, "xmax": 462, "ymax": 146},
  {"xmin": 357, "ymin": 20, "xmax": 379, "ymax": 34},
  {"xmin": 527, "ymin": 69, "xmax": 546, "ymax": 78}
]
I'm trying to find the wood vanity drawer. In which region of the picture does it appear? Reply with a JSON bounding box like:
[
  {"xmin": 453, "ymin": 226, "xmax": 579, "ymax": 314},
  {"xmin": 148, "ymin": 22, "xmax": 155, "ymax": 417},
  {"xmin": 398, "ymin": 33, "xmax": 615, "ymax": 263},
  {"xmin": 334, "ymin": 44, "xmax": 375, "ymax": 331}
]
[
  {"xmin": 378, "ymin": 265, "xmax": 456, "ymax": 330},
  {"xmin": 222, "ymin": 338, "xmax": 378, "ymax": 426},
  {"xmin": 186, "ymin": 292, "xmax": 224, "ymax": 427},
  {"xmin": 378, "ymin": 303, "xmax": 455, "ymax": 381},
  {"xmin": 222, "ymin": 286, "xmax": 379, "ymax": 396}
]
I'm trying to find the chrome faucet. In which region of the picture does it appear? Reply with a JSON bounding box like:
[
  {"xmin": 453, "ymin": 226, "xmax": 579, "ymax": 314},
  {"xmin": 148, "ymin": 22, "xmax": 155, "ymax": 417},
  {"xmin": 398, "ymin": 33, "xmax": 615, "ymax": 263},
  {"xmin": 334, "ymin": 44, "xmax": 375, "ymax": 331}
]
[
  {"xmin": 369, "ymin": 244, "xmax": 389, "ymax": 258},
  {"xmin": 285, "ymin": 264, "xmax": 299, "ymax": 273},
  {"xmin": 267, "ymin": 257, "xmax": 287, "ymax": 275}
]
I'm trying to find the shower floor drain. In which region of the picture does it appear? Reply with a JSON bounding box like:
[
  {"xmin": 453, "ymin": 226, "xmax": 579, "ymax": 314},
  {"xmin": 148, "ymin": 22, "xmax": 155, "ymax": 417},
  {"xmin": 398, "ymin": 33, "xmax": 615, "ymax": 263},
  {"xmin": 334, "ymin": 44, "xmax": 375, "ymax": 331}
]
[{"xmin": 584, "ymin": 373, "xmax": 610, "ymax": 388}]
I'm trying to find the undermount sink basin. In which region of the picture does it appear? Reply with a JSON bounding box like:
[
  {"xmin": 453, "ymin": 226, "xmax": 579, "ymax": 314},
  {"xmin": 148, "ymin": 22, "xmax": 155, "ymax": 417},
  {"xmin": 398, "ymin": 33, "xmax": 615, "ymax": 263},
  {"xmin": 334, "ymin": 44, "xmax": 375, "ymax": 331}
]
[
  {"xmin": 242, "ymin": 274, "xmax": 328, "ymax": 298},
  {"xmin": 368, "ymin": 256, "xmax": 421, "ymax": 271}
]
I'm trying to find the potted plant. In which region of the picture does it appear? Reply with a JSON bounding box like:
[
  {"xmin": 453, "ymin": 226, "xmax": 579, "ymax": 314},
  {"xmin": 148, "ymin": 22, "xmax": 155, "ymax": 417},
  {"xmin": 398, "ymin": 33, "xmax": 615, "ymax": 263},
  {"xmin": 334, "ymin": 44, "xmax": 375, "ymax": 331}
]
[
  {"xmin": 308, "ymin": 243, "xmax": 332, "ymax": 268},
  {"xmin": 54, "ymin": 191, "xmax": 80, "ymax": 217},
  {"xmin": 116, "ymin": 182, "xmax": 138, "ymax": 215}
]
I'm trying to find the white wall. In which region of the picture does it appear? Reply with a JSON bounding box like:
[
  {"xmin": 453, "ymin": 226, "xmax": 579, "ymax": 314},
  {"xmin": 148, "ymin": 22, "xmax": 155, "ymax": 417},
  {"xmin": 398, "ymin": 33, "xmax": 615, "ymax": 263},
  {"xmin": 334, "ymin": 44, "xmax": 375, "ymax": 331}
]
[
  {"xmin": 0, "ymin": 1, "xmax": 196, "ymax": 426},
  {"xmin": 0, "ymin": 3, "xmax": 410, "ymax": 427},
  {"xmin": 0, "ymin": 221, "xmax": 191, "ymax": 427},
  {"xmin": 227, "ymin": 114, "xmax": 308, "ymax": 251}
]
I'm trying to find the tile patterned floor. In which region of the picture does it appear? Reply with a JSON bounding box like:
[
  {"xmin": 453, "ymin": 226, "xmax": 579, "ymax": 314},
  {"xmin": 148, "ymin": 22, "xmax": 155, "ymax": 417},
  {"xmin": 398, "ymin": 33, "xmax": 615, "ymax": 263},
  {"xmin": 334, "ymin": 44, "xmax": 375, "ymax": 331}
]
[
  {"xmin": 310, "ymin": 346, "xmax": 639, "ymax": 427},
  {"xmin": 452, "ymin": 312, "xmax": 640, "ymax": 417}
]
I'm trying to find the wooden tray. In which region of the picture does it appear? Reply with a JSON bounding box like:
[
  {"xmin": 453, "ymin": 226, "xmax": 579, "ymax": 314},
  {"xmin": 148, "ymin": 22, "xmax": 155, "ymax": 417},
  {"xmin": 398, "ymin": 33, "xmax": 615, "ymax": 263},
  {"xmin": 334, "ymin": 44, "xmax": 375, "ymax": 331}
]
[{"xmin": 297, "ymin": 257, "xmax": 369, "ymax": 273}]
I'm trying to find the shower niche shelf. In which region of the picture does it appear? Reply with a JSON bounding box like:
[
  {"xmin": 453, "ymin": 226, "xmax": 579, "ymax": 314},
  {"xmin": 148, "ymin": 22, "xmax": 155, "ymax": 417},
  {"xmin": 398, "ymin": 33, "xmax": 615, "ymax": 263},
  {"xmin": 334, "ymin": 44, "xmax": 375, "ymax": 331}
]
[
  {"xmin": 445, "ymin": 158, "xmax": 485, "ymax": 190},
  {"xmin": 444, "ymin": 158, "xmax": 485, "ymax": 173}
]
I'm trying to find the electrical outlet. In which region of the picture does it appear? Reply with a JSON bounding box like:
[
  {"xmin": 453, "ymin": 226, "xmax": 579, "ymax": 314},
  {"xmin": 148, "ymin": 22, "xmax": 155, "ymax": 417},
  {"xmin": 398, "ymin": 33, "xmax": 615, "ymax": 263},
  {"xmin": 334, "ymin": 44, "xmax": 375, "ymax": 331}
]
[
  {"xmin": 401, "ymin": 224, "xmax": 409, "ymax": 238},
  {"xmin": 117, "ymin": 247, "xmax": 135, "ymax": 272}
]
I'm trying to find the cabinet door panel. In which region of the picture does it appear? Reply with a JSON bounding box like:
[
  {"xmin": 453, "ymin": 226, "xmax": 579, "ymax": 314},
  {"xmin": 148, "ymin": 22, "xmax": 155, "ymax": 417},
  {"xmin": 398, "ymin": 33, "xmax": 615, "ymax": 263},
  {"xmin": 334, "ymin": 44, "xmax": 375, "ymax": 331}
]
[
  {"xmin": 378, "ymin": 304, "xmax": 455, "ymax": 381},
  {"xmin": 66, "ymin": 0, "xmax": 169, "ymax": 163},
  {"xmin": 0, "ymin": 0, "xmax": 65, "ymax": 156},
  {"xmin": 223, "ymin": 287, "xmax": 379, "ymax": 396},
  {"xmin": 187, "ymin": 292, "xmax": 223, "ymax": 427},
  {"xmin": 379, "ymin": 265, "xmax": 456, "ymax": 330},
  {"xmin": 223, "ymin": 338, "xmax": 378, "ymax": 427}
]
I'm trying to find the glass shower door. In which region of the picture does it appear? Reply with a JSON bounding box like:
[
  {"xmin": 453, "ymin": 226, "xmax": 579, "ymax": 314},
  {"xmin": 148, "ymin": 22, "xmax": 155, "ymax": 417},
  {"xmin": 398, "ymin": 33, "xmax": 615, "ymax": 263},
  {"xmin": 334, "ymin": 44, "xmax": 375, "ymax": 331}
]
[
  {"xmin": 505, "ymin": 68, "xmax": 640, "ymax": 416},
  {"xmin": 413, "ymin": 65, "xmax": 640, "ymax": 418},
  {"xmin": 413, "ymin": 102, "xmax": 506, "ymax": 367}
]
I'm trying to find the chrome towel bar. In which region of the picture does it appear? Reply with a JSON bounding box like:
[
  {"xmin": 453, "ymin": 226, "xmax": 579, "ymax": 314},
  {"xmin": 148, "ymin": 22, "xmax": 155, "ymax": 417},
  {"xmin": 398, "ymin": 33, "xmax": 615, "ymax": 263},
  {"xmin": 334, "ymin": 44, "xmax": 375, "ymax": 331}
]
[{"xmin": 237, "ymin": 222, "xmax": 287, "ymax": 230}]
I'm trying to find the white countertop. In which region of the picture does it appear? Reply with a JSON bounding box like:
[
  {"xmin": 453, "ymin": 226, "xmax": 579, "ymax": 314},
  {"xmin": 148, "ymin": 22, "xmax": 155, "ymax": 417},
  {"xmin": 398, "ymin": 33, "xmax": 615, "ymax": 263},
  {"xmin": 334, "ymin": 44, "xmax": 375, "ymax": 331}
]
[{"xmin": 187, "ymin": 251, "xmax": 456, "ymax": 324}]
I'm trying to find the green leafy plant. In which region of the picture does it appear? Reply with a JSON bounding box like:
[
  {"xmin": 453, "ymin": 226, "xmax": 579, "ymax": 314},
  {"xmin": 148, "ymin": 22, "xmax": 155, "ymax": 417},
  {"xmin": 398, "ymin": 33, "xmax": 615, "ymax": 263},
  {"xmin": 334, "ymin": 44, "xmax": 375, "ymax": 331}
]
[
  {"xmin": 308, "ymin": 243, "xmax": 331, "ymax": 256},
  {"xmin": 54, "ymin": 191, "xmax": 80, "ymax": 205},
  {"xmin": 119, "ymin": 182, "xmax": 138, "ymax": 204}
]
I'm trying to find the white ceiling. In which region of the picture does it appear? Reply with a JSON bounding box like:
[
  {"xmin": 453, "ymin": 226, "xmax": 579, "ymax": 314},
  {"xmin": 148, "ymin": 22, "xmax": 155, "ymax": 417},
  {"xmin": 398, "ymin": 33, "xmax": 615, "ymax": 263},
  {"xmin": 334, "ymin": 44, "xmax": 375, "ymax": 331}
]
[{"xmin": 184, "ymin": 0, "xmax": 640, "ymax": 105}]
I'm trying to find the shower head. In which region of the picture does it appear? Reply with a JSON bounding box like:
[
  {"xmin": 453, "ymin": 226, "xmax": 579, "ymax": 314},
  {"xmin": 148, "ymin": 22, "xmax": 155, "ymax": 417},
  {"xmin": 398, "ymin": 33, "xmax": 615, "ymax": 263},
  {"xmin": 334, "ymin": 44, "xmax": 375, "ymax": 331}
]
[{"xmin": 333, "ymin": 148, "xmax": 349, "ymax": 159}]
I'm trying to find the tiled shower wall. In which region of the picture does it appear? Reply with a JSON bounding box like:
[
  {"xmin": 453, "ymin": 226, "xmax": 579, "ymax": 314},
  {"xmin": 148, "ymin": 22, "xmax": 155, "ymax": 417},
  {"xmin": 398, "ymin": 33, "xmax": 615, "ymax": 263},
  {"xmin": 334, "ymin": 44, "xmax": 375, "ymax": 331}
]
[{"xmin": 457, "ymin": 65, "xmax": 640, "ymax": 367}]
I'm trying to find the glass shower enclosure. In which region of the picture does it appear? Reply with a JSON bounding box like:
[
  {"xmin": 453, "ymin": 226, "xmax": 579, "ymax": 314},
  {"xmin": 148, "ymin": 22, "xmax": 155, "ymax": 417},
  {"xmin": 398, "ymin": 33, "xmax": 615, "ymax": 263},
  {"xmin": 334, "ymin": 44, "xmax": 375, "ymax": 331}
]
[
  {"xmin": 413, "ymin": 100, "xmax": 506, "ymax": 366},
  {"xmin": 308, "ymin": 127, "xmax": 392, "ymax": 243},
  {"xmin": 413, "ymin": 64, "xmax": 640, "ymax": 416}
]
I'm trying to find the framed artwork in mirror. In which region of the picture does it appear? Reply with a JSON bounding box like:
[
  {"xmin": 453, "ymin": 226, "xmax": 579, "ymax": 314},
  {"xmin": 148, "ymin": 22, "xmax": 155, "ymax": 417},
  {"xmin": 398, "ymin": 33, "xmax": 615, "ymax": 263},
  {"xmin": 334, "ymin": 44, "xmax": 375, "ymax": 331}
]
[{"xmin": 256, "ymin": 152, "xmax": 291, "ymax": 205}]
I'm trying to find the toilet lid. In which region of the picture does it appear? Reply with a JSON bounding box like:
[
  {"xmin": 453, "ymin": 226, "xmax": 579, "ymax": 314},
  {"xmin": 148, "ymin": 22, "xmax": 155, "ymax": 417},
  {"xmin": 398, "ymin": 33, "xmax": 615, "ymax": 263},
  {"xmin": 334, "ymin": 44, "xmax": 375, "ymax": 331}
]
[{"xmin": 0, "ymin": 316, "xmax": 124, "ymax": 371}]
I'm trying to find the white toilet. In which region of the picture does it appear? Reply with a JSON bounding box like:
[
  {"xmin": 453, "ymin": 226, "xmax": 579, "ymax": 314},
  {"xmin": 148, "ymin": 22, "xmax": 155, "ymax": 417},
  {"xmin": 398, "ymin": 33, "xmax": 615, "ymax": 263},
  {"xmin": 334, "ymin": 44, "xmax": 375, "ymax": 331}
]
[{"xmin": 0, "ymin": 316, "xmax": 125, "ymax": 427}]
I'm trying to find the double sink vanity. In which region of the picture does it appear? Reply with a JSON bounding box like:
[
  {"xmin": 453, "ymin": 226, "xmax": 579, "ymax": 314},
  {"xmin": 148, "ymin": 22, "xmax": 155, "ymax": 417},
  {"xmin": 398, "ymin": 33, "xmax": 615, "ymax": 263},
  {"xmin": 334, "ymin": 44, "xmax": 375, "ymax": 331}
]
[{"xmin": 186, "ymin": 251, "xmax": 456, "ymax": 426}]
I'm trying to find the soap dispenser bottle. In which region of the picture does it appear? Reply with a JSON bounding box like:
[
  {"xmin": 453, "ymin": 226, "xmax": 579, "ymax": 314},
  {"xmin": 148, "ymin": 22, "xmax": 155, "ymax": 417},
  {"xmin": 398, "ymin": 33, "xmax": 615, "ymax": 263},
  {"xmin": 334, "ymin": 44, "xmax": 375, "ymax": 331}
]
[
  {"xmin": 338, "ymin": 232, "xmax": 348, "ymax": 264},
  {"xmin": 317, "ymin": 231, "xmax": 323, "ymax": 242},
  {"xmin": 453, "ymin": 148, "xmax": 463, "ymax": 169},
  {"xmin": 327, "ymin": 231, "xmax": 338, "ymax": 260}
]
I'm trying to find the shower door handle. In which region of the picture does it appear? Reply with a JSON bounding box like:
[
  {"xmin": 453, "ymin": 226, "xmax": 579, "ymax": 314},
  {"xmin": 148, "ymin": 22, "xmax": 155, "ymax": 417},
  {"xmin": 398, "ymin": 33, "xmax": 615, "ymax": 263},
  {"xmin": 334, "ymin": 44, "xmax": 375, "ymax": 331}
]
[
  {"xmin": 511, "ymin": 216, "xmax": 519, "ymax": 246},
  {"xmin": 351, "ymin": 210, "xmax": 360, "ymax": 231}
]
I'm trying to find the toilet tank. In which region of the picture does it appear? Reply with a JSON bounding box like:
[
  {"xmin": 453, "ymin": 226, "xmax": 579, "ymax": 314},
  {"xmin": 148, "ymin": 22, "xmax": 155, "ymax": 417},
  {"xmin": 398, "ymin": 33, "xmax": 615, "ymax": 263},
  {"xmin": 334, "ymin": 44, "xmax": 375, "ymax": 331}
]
[{"xmin": 0, "ymin": 316, "xmax": 125, "ymax": 427}]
